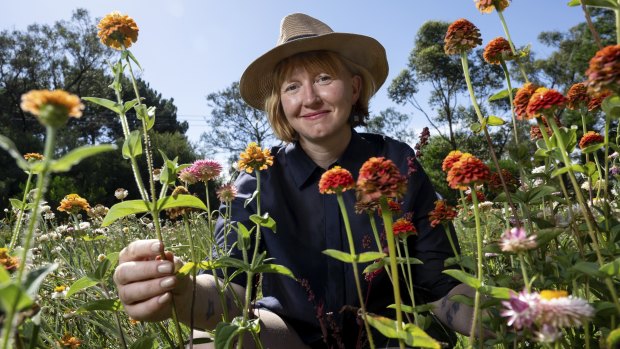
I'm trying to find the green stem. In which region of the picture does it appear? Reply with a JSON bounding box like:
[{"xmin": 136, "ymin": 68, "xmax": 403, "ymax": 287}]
[
  {"xmin": 616, "ymin": 7, "xmax": 620, "ymax": 45},
  {"xmin": 336, "ymin": 194, "xmax": 375, "ymax": 348},
  {"xmin": 468, "ymin": 187, "xmax": 484, "ymax": 347},
  {"xmin": 183, "ymin": 214, "xmax": 198, "ymax": 348},
  {"xmin": 379, "ymin": 197, "xmax": 405, "ymax": 349},
  {"xmin": 497, "ymin": 10, "xmax": 530, "ymax": 83},
  {"xmin": 402, "ymin": 238, "xmax": 418, "ymax": 327},
  {"xmin": 1, "ymin": 126, "xmax": 56, "ymax": 349},
  {"xmin": 441, "ymin": 222, "xmax": 463, "ymax": 272},
  {"xmin": 517, "ymin": 253, "xmax": 530, "ymax": 292},
  {"xmin": 603, "ymin": 112, "xmax": 611, "ymax": 232},
  {"xmin": 499, "ymin": 60, "xmax": 519, "ymax": 146},
  {"xmin": 9, "ymin": 170, "xmax": 34, "ymax": 251}
]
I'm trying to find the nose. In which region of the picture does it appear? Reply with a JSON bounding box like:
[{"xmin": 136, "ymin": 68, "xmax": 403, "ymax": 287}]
[{"xmin": 302, "ymin": 84, "xmax": 321, "ymax": 107}]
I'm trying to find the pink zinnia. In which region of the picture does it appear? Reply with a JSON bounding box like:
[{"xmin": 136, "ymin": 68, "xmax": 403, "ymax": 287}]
[
  {"xmin": 178, "ymin": 167, "xmax": 198, "ymax": 184},
  {"xmin": 189, "ymin": 159, "xmax": 222, "ymax": 182},
  {"xmin": 499, "ymin": 227, "xmax": 537, "ymax": 253}
]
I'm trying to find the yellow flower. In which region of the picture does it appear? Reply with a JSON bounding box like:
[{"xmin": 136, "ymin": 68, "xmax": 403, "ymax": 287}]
[
  {"xmin": 23, "ymin": 153, "xmax": 44, "ymax": 161},
  {"xmin": 540, "ymin": 290, "xmax": 569, "ymax": 300},
  {"xmin": 97, "ymin": 11, "xmax": 139, "ymax": 50},
  {"xmin": 20, "ymin": 89, "xmax": 84, "ymax": 127},
  {"xmin": 58, "ymin": 333, "xmax": 81, "ymax": 348},
  {"xmin": 57, "ymin": 194, "xmax": 91, "ymax": 214},
  {"xmin": 475, "ymin": 0, "xmax": 510, "ymax": 13},
  {"xmin": 237, "ymin": 142, "xmax": 274, "ymax": 173},
  {"xmin": 0, "ymin": 248, "xmax": 19, "ymax": 273}
]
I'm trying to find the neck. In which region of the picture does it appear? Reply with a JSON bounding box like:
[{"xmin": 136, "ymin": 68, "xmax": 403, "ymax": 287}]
[{"xmin": 299, "ymin": 128, "xmax": 352, "ymax": 169}]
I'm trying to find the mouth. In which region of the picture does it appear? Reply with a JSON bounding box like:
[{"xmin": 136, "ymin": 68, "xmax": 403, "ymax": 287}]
[{"xmin": 301, "ymin": 110, "xmax": 329, "ymax": 119}]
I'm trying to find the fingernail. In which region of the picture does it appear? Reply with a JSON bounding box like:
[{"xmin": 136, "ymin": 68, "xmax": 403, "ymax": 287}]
[
  {"xmin": 160, "ymin": 276, "xmax": 176, "ymax": 289},
  {"xmin": 157, "ymin": 262, "xmax": 173, "ymax": 274},
  {"xmin": 151, "ymin": 242, "xmax": 161, "ymax": 253},
  {"xmin": 158, "ymin": 292, "xmax": 171, "ymax": 304}
]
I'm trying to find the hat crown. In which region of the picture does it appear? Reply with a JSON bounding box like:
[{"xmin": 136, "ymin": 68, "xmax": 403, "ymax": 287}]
[{"xmin": 278, "ymin": 13, "xmax": 334, "ymax": 45}]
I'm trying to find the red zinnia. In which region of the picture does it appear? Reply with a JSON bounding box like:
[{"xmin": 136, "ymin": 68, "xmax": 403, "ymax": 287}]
[
  {"xmin": 514, "ymin": 83, "xmax": 538, "ymax": 120},
  {"xmin": 526, "ymin": 87, "xmax": 567, "ymax": 119},
  {"xmin": 392, "ymin": 218, "xmax": 417, "ymax": 237},
  {"xmin": 466, "ymin": 190, "xmax": 487, "ymax": 203},
  {"xmin": 585, "ymin": 44, "xmax": 620, "ymax": 94},
  {"xmin": 429, "ymin": 200, "xmax": 458, "ymax": 228},
  {"xmin": 587, "ymin": 90, "xmax": 612, "ymax": 111},
  {"xmin": 447, "ymin": 155, "xmax": 491, "ymax": 190},
  {"xmin": 444, "ymin": 19, "xmax": 482, "ymax": 55},
  {"xmin": 442, "ymin": 151, "xmax": 472, "ymax": 173},
  {"xmin": 488, "ymin": 169, "xmax": 518, "ymax": 192},
  {"xmin": 566, "ymin": 82, "xmax": 589, "ymax": 110},
  {"xmin": 319, "ymin": 166, "xmax": 355, "ymax": 194},
  {"xmin": 579, "ymin": 131, "xmax": 604, "ymax": 150},
  {"xmin": 483, "ymin": 37, "xmax": 514, "ymax": 64},
  {"xmin": 356, "ymin": 157, "xmax": 407, "ymax": 204}
]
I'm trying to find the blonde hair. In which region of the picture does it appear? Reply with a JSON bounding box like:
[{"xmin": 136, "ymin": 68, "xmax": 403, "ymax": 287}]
[{"xmin": 264, "ymin": 51, "xmax": 376, "ymax": 143}]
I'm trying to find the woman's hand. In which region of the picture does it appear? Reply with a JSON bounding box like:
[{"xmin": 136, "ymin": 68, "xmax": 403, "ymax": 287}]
[{"xmin": 113, "ymin": 239, "xmax": 187, "ymax": 322}]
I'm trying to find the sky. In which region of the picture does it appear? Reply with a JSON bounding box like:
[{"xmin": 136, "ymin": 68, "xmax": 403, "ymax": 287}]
[{"xmin": 1, "ymin": 1, "xmax": 585, "ymax": 144}]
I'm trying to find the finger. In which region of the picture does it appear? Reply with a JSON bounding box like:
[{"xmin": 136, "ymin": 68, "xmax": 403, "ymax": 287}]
[
  {"xmin": 119, "ymin": 239, "xmax": 164, "ymax": 263},
  {"xmin": 114, "ymin": 259, "xmax": 175, "ymax": 286},
  {"xmin": 118, "ymin": 275, "xmax": 178, "ymax": 305},
  {"xmin": 123, "ymin": 293, "xmax": 172, "ymax": 322}
]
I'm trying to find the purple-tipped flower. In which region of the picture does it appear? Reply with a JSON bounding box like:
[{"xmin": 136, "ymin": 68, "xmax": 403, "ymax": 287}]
[
  {"xmin": 189, "ymin": 159, "xmax": 223, "ymax": 182},
  {"xmin": 178, "ymin": 167, "xmax": 198, "ymax": 185},
  {"xmin": 539, "ymin": 291, "xmax": 595, "ymax": 328},
  {"xmin": 500, "ymin": 227, "xmax": 537, "ymax": 253},
  {"xmin": 216, "ymin": 183, "xmax": 238, "ymax": 203},
  {"xmin": 501, "ymin": 290, "xmax": 541, "ymax": 330}
]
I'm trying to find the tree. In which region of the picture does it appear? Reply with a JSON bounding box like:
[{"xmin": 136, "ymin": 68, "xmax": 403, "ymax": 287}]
[
  {"xmin": 200, "ymin": 81, "xmax": 277, "ymax": 163},
  {"xmin": 361, "ymin": 108, "xmax": 416, "ymax": 145}
]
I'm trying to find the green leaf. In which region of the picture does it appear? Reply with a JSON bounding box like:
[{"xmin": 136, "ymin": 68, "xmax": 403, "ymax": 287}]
[
  {"xmin": 580, "ymin": 143, "xmax": 604, "ymax": 154},
  {"xmin": 45, "ymin": 144, "xmax": 116, "ymax": 173},
  {"xmin": 130, "ymin": 335, "xmax": 158, "ymax": 349},
  {"xmin": 470, "ymin": 122, "xmax": 482, "ymax": 134},
  {"xmin": 0, "ymin": 284, "xmax": 33, "ymax": 312},
  {"xmin": 486, "ymin": 115, "xmax": 505, "ymax": 126},
  {"xmin": 582, "ymin": 0, "xmax": 620, "ymax": 10},
  {"xmin": 607, "ymin": 326, "xmax": 620, "ymax": 349},
  {"xmin": 571, "ymin": 261, "xmax": 605, "ymax": 279},
  {"xmin": 122, "ymin": 130, "xmax": 142, "ymax": 159},
  {"xmin": 550, "ymin": 126, "xmax": 577, "ymax": 153},
  {"xmin": 66, "ymin": 275, "xmax": 99, "ymax": 298},
  {"xmin": 249, "ymin": 212, "xmax": 277, "ymax": 232},
  {"xmin": 525, "ymin": 185, "xmax": 557, "ymax": 204},
  {"xmin": 75, "ymin": 299, "xmax": 123, "ymax": 314},
  {"xmin": 157, "ymin": 194, "xmax": 207, "ymax": 212},
  {"xmin": 391, "ymin": 303, "xmax": 435, "ymax": 314},
  {"xmin": 0, "ymin": 267, "xmax": 9, "ymax": 284},
  {"xmin": 479, "ymin": 285, "xmax": 513, "ymax": 299},
  {"xmin": 567, "ymin": 0, "xmax": 581, "ymax": 6},
  {"xmin": 244, "ymin": 190, "xmax": 259, "ymax": 208},
  {"xmin": 82, "ymin": 97, "xmax": 122, "ymax": 114},
  {"xmin": 356, "ymin": 251, "xmax": 386, "ymax": 263},
  {"xmin": 9, "ymin": 198, "xmax": 23, "ymax": 210},
  {"xmin": 235, "ymin": 222, "xmax": 253, "ymax": 251},
  {"xmin": 323, "ymin": 249, "xmax": 354, "ymax": 263},
  {"xmin": 253, "ymin": 264, "xmax": 296, "ymax": 279},
  {"xmin": 449, "ymin": 294, "xmax": 474, "ymax": 307},
  {"xmin": 218, "ymin": 257, "xmax": 250, "ymax": 271},
  {"xmin": 126, "ymin": 49, "xmax": 143, "ymax": 70},
  {"xmin": 600, "ymin": 257, "xmax": 620, "ymax": 277},
  {"xmin": 602, "ymin": 94, "xmax": 620, "ymax": 119},
  {"xmin": 215, "ymin": 321, "xmax": 243, "ymax": 349},
  {"xmin": 178, "ymin": 261, "xmax": 220, "ymax": 275},
  {"xmin": 551, "ymin": 163, "xmax": 585, "ymax": 178},
  {"xmin": 0, "ymin": 135, "xmax": 29, "ymax": 171},
  {"xmin": 93, "ymin": 258, "xmax": 111, "ymax": 281},
  {"xmin": 123, "ymin": 99, "xmax": 140, "ymax": 114},
  {"xmin": 365, "ymin": 314, "xmax": 441, "ymax": 348},
  {"xmin": 24, "ymin": 263, "xmax": 58, "ymax": 298},
  {"xmin": 488, "ymin": 88, "xmax": 514, "ymax": 102},
  {"xmin": 145, "ymin": 106, "xmax": 156, "ymax": 131},
  {"xmin": 442, "ymin": 269, "xmax": 481, "ymax": 289},
  {"xmin": 102, "ymin": 200, "xmax": 150, "ymax": 227}
]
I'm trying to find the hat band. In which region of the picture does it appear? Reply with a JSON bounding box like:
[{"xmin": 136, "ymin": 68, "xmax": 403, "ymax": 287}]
[{"xmin": 285, "ymin": 33, "xmax": 320, "ymax": 43}]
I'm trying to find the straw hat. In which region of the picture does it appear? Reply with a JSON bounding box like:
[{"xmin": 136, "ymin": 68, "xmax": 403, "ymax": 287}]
[{"xmin": 239, "ymin": 13, "xmax": 388, "ymax": 111}]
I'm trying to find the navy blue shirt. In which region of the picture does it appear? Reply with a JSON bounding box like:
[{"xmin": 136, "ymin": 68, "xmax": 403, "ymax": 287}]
[{"xmin": 213, "ymin": 131, "xmax": 459, "ymax": 347}]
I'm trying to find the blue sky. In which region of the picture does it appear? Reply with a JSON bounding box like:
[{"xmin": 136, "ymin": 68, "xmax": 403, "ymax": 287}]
[{"xmin": 2, "ymin": 1, "xmax": 584, "ymax": 143}]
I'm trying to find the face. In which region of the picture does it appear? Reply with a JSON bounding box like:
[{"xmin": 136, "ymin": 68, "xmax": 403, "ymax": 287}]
[{"xmin": 279, "ymin": 65, "xmax": 361, "ymax": 146}]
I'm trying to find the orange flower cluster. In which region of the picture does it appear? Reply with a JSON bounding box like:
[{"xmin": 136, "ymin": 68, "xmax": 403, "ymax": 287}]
[
  {"xmin": 57, "ymin": 194, "xmax": 90, "ymax": 214},
  {"xmin": 21, "ymin": 89, "xmax": 84, "ymax": 127},
  {"xmin": 525, "ymin": 87, "xmax": 567, "ymax": 119},
  {"xmin": 579, "ymin": 131, "xmax": 604, "ymax": 149},
  {"xmin": 475, "ymin": 0, "xmax": 510, "ymax": 13},
  {"xmin": 566, "ymin": 83, "xmax": 589, "ymax": 110},
  {"xmin": 585, "ymin": 44, "xmax": 620, "ymax": 94},
  {"xmin": 446, "ymin": 154, "xmax": 490, "ymax": 190},
  {"xmin": 444, "ymin": 19, "xmax": 482, "ymax": 55},
  {"xmin": 442, "ymin": 150, "xmax": 472, "ymax": 173},
  {"xmin": 97, "ymin": 12, "xmax": 139, "ymax": 50},
  {"xmin": 165, "ymin": 186, "xmax": 195, "ymax": 219},
  {"xmin": 58, "ymin": 333, "xmax": 81, "ymax": 348},
  {"xmin": 23, "ymin": 153, "xmax": 44, "ymax": 161},
  {"xmin": 588, "ymin": 90, "xmax": 611, "ymax": 111},
  {"xmin": 488, "ymin": 169, "xmax": 518, "ymax": 192},
  {"xmin": 392, "ymin": 218, "xmax": 417, "ymax": 237},
  {"xmin": 0, "ymin": 248, "xmax": 19, "ymax": 273},
  {"xmin": 429, "ymin": 200, "xmax": 458, "ymax": 227},
  {"xmin": 237, "ymin": 142, "xmax": 274, "ymax": 173},
  {"xmin": 356, "ymin": 157, "xmax": 407, "ymax": 204},
  {"xmin": 319, "ymin": 166, "xmax": 355, "ymax": 194},
  {"xmin": 483, "ymin": 37, "xmax": 514, "ymax": 64},
  {"xmin": 513, "ymin": 83, "xmax": 538, "ymax": 120}
]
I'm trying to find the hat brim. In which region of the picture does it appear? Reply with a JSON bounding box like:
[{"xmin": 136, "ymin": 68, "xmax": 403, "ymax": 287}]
[{"xmin": 240, "ymin": 32, "xmax": 388, "ymax": 110}]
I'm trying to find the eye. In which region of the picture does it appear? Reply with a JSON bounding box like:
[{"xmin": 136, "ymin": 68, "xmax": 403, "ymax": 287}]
[
  {"xmin": 282, "ymin": 82, "xmax": 300, "ymax": 94},
  {"xmin": 315, "ymin": 74, "xmax": 333, "ymax": 85}
]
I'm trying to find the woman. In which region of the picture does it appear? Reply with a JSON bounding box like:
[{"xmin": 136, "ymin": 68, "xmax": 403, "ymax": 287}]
[{"xmin": 114, "ymin": 13, "xmax": 475, "ymax": 348}]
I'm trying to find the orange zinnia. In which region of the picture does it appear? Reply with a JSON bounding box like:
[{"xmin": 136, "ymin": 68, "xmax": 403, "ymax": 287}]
[
  {"xmin": 23, "ymin": 153, "xmax": 44, "ymax": 161},
  {"xmin": 442, "ymin": 150, "xmax": 472, "ymax": 173},
  {"xmin": 444, "ymin": 19, "xmax": 482, "ymax": 55},
  {"xmin": 237, "ymin": 142, "xmax": 274, "ymax": 173},
  {"xmin": 475, "ymin": 0, "xmax": 510, "ymax": 13},
  {"xmin": 483, "ymin": 37, "xmax": 514, "ymax": 64},
  {"xmin": 566, "ymin": 82, "xmax": 589, "ymax": 110},
  {"xmin": 446, "ymin": 155, "xmax": 491, "ymax": 190},
  {"xmin": 97, "ymin": 11, "xmax": 139, "ymax": 50},
  {"xmin": 319, "ymin": 166, "xmax": 355, "ymax": 194},
  {"xmin": 513, "ymin": 83, "xmax": 538, "ymax": 120},
  {"xmin": 0, "ymin": 248, "xmax": 19, "ymax": 273},
  {"xmin": 587, "ymin": 90, "xmax": 612, "ymax": 111},
  {"xmin": 57, "ymin": 194, "xmax": 90, "ymax": 214},
  {"xmin": 21, "ymin": 89, "xmax": 84, "ymax": 127},
  {"xmin": 585, "ymin": 44, "xmax": 620, "ymax": 94},
  {"xmin": 525, "ymin": 87, "xmax": 567, "ymax": 119},
  {"xmin": 579, "ymin": 131, "xmax": 604, "ymax": 149},
  {"xmin": 356, "ymin": 157, "xmax": 407, "ymax": 204},
  {"xmin": 428, "ymin": 200, "xmax": 458, "ymax": 227},
  {"xmin": 392, "ymin": 218, "xmax": 417, "ymax": 237},
  {"xmin": 58, "ymin": 333, "xmax": 81, "ymax": 348}
]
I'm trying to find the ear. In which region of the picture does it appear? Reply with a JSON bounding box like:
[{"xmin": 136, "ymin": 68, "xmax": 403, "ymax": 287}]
[{"xmin": 351, "ymin": 75, "xmax": 362, "ymax": 104}]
